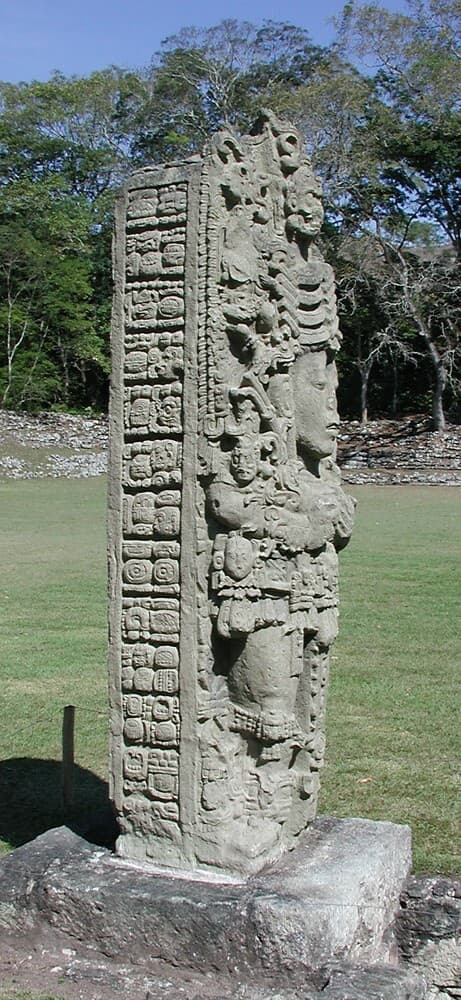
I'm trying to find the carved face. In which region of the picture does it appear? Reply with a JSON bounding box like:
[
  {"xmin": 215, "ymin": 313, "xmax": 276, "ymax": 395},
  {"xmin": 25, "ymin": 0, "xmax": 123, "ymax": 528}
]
[
  {"xmin": 292, "ymin": 351, "xmax": 339, "ymax": 461},
  {"xmin": 132, "ymin": 645, "xmax": 153, "ymax": 669},
  {"xmin": 284, "ymin": 164, "xmax": 324, "ymax": 243},
  {"xmin": 130, "ymin": 453, "xmax": 151, "ymax": 481},
  {"xmin": 285, "ymin": 189, "xmax": 324, "ymax": 242},
  {"xmin": 230, "ymin": 442, "xmax": 258, "ymax": 485}
]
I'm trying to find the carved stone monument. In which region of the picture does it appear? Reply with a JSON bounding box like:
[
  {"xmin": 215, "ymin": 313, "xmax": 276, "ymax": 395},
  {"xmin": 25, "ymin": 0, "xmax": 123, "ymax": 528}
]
[{"xmin": 108, "ymin": 111, "xmax": 355, "ymax": 876}]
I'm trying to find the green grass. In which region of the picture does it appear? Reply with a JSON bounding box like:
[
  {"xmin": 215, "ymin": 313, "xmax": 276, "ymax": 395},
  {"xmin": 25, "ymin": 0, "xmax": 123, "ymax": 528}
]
[
  {"xmin": 0, "ymin": 478, "xmax": 109, "ymax": 850},
  {"xmin": 0, "ymin": 479, "xmax": 459, "ymax": 873},
  {"xmin": 321, "ymin": 485, "xmax": 460, "ymax": 874}
]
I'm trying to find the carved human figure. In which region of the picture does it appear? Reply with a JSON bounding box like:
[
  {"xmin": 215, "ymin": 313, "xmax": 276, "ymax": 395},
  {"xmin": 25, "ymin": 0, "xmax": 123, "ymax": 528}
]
[
  {"xmin": 196, "ymin": 118, "xmax": 355, "ymax": 860},
  {"xmin": 207, "ymin": 352, "xmax": 353, "ymax": 712}
]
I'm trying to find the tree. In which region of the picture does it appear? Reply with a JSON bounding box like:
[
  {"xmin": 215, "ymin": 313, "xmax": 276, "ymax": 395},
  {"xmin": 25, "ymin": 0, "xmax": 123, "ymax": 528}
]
[
  {"xmin": 132, "ymin": 20, "xmax": 327, "ymax": 163},
  {"xmin": 338, "ymin": 0, "xmax": 461, "ymax": 257},
  {"xmin": 0, "ymin": 14, "xmax": 458, "ymax": 421},
  {"xmin": 0, "ymin": 68, "xmax": 144, "ymax": 196},
  {"xmin": 0, "ymin": 69, "xmax": 143, "ymax": 408},
  {"xmin": 379, "ymin": 243, "xmax": 461, "ymax": 429},
  {"xmin": 0, "ymin": 174, "xmax": 111, "ymax": 409},
  {"xmin": 288, "ymin": 1, "xmax": 461, "ymax": 427},
  {"xmin": 0, "ymin": 223, "xmax": 47, "ymax": 407}
]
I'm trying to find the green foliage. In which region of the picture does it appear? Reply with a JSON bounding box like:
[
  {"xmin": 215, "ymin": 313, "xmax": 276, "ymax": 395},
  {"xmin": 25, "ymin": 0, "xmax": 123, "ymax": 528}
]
[
  {"xmin": 0, "ymin": 184, "xmax": 109, "ymax": 409},
  {"xmin": 131, "ymin": 20, "xmax": 325, "ymax": 163},
  {"xmin": 0, "ymin": 68, "xmax": 144, "ymax": 410},
  {"xmin": 0, "ymin": 68, "xmax": 144, "ymax": 193},
  {"xmin": 298, "ymin": 0, "xmax": 461, "ymax": 424},
  {"xmin": 0, "ymin": 9, "xmax": 459, "ymax": 420},
  {"xmin": 333, "ymin": 1, "xmax": 461, "ymax": 256}
]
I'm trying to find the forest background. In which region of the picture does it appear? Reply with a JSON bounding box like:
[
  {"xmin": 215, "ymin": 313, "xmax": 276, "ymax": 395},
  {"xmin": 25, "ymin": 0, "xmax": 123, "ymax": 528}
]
[{"xmin": 1, "ymin": 0, "xmax": 460, "ymax": 429}]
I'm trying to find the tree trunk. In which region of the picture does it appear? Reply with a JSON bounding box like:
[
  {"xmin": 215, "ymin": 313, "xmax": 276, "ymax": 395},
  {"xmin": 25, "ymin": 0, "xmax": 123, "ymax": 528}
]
[
  {"xmin": 391, "ymin": 356, "xmax": 399, "ymax": 418},
  {"xmin": 2, "ymin": 273, "xmax": 29, "ymax": 407},
  {"xmin": 360, "ymin": 366, "xmax": 369, "ymax": 425},
  {"xmin": 18, "ymin": 322, "xmax": 48, "ymax": 408},
  {"xmin": 58, "ymin": 335, "xmax": 70, "ymax": 405},
  {"xmin": 432, "ymin": 361, "xmax": 447, "ymax": 432}
]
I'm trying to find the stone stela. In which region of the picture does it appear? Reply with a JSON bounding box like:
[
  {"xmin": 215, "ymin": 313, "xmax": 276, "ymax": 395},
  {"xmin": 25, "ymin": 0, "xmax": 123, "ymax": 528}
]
[{"xmin": 108, "ymin": 112, "xmax": 355, "ymax": 877}]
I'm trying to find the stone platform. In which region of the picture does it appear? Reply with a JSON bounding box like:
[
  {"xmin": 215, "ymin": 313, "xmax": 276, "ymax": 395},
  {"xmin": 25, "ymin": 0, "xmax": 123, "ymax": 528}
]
[{"xmin": 0, "ymin": 816, "xmax": 418, "ymax": 985}]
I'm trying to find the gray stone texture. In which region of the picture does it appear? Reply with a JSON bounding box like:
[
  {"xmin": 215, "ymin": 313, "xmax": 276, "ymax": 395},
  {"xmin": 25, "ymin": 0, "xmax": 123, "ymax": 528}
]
[
  {"xmin": 109, "ymin": 112, "xmax": 355, "ymax": 875},
  {"xmin": 396, "ymin": 876, "xmax": 461, "ymax": 999},
  {"xmin": 0, "ymin": 818, "xmax": 412, "ymax": 981},
  {"xmin": 0, "ymin": 943, "xmax": 427, "ymax": 1000}
]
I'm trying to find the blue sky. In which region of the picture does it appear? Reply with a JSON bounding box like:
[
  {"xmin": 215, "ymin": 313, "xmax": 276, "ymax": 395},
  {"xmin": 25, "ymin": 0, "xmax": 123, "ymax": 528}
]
[{"xmin": 2, "ymin": 0, "xmax": 407, "ymax": 84}]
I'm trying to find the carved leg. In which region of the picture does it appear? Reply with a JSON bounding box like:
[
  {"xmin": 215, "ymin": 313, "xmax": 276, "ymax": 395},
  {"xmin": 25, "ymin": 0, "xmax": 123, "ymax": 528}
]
[{"xmin": 227, "ymin": 625, "xmax": 302, "ymax": 740}]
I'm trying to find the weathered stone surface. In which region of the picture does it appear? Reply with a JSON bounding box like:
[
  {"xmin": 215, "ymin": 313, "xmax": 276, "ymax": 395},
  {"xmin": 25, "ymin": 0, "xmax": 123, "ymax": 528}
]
[
  {"xmin": 109, "ymin": 112, "xmax": 355, "ymax": 876},
  {"xmin": 248, "ymin": 815, "xmax": 413, "ymax": 971},
  {"xmin": 396, "ymin": 876, "xmax": 461, "ymax": 999},
  {"xmin": 0, "ymin": 825, "xmax": 94, "ymax": 935},
  {"xmin": 319, "ymin": 964, "xmax": 425, "ymax": 998},
  {"xmin": 0, "ymin": 941, "xmax": 427, "ymax": 1000},
  {"xmin": 397, "ymin": 876, "xmax": 461, "ymax": 957},
  {"xmin": 0, "ymin": 817, "xmax": 412, "ymax": 978}
]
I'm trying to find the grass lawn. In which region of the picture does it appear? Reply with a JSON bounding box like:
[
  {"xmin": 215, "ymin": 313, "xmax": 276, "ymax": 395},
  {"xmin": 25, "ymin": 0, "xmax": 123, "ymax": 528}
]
[
  {"xmin": 323, "ymin": 484, "xmax": 460, "ymax": 873},
  {"xmin": 0, "ymin": 478, "xmax": 109, "ymax": 851},
  {"xmin": 0, "ymin": 478, "xmax": 459, "ymax": 873}
]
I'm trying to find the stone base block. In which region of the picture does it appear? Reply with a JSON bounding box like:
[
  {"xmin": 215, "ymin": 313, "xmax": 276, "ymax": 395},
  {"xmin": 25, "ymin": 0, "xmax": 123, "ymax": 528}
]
[{"xmin": 0, "ymin": 815, "xmax": 413, "ymax": 980}]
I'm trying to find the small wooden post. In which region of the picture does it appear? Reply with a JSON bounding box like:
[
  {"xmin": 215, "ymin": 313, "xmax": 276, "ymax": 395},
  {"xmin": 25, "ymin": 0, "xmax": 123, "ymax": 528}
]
[{"xmin": 62, "ymin": 705, "xmax": 75, "ymax": 812}]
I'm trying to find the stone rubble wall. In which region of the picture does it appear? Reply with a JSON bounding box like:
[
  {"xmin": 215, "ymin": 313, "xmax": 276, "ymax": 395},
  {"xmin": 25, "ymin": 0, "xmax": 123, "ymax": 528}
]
[
  {"xmin": 396, "ymin": 876, "xmax": 461, "ymax": 1000},
  {"xmin": 2, "ymin": 409, "xmax": 460, "ymax": 483}
]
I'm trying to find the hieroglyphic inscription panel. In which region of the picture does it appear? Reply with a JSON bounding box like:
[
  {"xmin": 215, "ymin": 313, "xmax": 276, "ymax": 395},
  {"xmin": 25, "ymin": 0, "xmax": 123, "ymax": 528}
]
[{"xmin": 109, "ymin": 162, "xmax": 200, "ymax": 867}]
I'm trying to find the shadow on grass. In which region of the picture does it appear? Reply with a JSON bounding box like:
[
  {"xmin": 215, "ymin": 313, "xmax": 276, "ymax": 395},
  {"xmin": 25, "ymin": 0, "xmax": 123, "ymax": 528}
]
[{"xmin": 0, "ymin": 758, "xmax": 117, "ymax": 851}]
